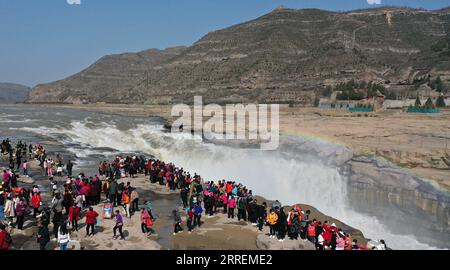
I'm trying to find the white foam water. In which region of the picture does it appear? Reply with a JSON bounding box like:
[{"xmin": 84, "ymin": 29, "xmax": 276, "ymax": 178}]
[{"xmin": 12, "ymin": 120, "xmax": 440, "ymax": 250}]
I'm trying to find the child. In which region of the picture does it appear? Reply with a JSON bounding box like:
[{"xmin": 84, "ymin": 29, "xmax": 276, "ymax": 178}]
[
  {"xmin": 186, "ymin": 207, "xmax": 194, "ymax": 233},
  {"xmin": 22, "ymin": 160, "xmax": 28, "ymax": 176}
]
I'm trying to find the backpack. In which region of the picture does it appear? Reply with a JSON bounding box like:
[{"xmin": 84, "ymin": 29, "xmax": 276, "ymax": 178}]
[{"xmin": 122, "ymin": 193, "xmax": 130, "ymax": 204}]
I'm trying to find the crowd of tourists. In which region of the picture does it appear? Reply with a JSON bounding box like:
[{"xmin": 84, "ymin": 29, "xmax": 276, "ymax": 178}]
[{"xmin": 0, "ymin": 139, "xmax": 390, "ymax": 251}]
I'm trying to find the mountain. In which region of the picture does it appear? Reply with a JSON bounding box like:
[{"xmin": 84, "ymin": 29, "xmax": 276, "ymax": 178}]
[
  {"xmin": 0, "ymin": 83, "xmax": 31, "ymax": 103},
  {"xmin": 29, "ymin": 7, "xmax": 450, "ymax": 105}
]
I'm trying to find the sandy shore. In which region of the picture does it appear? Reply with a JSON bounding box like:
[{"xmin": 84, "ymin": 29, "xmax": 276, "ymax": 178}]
[{"xmin": 45, "ymin": 104, "xmax": 450, "ymax": 191}]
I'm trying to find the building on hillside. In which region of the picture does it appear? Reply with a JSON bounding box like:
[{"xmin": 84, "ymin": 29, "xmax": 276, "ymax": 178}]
[
  {"xmin": 318, "ymin": 99, "xmax": 357, "ymax": 109},
  {"xmin": 319, "ymin": 90, "xmax": 385, "ymax": 111}
]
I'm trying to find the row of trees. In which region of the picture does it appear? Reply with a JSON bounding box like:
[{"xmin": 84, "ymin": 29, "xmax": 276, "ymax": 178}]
[
  {"xmin": 325, "ymin": 80, "xmax": 391, "ymax": 100},
  {"xmin": 412, "ymin": 75, "xmax": 447, "ymax": 93},
  {"xmin": 414, "ymin": 96, "xmax": 447, "ymax": 108}
]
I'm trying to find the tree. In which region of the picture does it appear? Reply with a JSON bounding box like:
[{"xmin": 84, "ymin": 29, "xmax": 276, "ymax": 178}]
[
  {"xmin": 425, "ymin": 97, "xmax": 435, "ymax": 108},
  {"xmin": 436, "ymin": 76, "xmax": 444, "ymax": 92},
  {"xmin": 322, "ymin": 86, "xmax": 332, "ymax": 97},
  {"xmin": 436, "ymin": 95, "xmax": 446, "ymax": 108},
  {"xmin": 359, "ymin": 81, "xmax": 367, "ymax": 89},
  {"xmin": 415, "ymin": 96, "xmax": 422, "ymax": 107},
  {"xmin": 314, "ymin": 96, "xmax": 320, "ymax": 107},
  {"xmin": 428, "ymin": 78, "xmax": 436, "ymax": 89}
]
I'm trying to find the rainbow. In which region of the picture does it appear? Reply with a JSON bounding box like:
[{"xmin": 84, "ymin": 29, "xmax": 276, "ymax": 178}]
[{"xmin": 282, "ymin": 129, "xmax": 450, "ymax": 195}]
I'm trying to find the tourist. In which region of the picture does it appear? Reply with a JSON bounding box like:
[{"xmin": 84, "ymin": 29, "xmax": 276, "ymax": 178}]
[
  {"xmin": 68, "ymin": 204, "xmax": 80, "ymax": 232},
  {"xmin": 130, "ymin": 188, "xmax": 139, "ymax": 214},
  {"xmin": 15, "ymin": 199, "xmax": 28, "ymax": 231},
  {"xmin": 4, "ymin": 195, "xmax": 15, "ymax": 227},
  {"xmin": 380, "ymin": 240, "xmax": 391, "ymax": 250},
  {"xmin": 307, "ymin": 221, "xmax": 316, "ymax": 243},
  {"xmin": 108, "ymin": 180, "xmax": 118, "ymax": 207},
  {"xmin": 227, "ymin": 196, "xmax": 236, "ymax": 219},
  {"xmin": 113, "ymin": 210, "xmax": 125, "ymax": 240},
  {"xmin": 122, "ymin": 189, "xmax": 131, "ymax": 218},
  {"xmin": 0, "ymin": 223, "xmax": 12, "ymax": 250},
  {"xmin": 172, "ymin": 209, "xmax": 183, "ymax": 235},
  {"xmin": 22, "ymin": 160, "xmax": 28, "ymax": 176},
  {"xmin": 57, "ymin": 222, "xmax": 71, "ymax": 250},
  {"xmin": 180, "ymin": 187, "xmax": 188, "ymax": 208},
  {"xmin": 57, "ymin": 163, "xmax": 63, "ymax": 177},
  {"xmin": 317, "ymin": 231, "xmax": 325, "ymax": 250},
  {"xmin": 351, "ymin": 239, "xmax": 360, "ymax": 250},
  {"xmin": 220, "ymin": 192, "xmax": 228, "ymax": 214},
  {"xmin": 36, "ymin": 221, "xmax": 50, "ymax": 250},
  {"xmin": 140, "ymin": 207, "xmax": 153, "ymax": 236},
  {"xmin": 62, "ymin": 189, "xmax": 74, "ymax": 215},
  {"xmin": 329, "ymin": 223, "xmax": 338, "ymax": 250},
  {"xmin": 336, "ymin": 230, "xmax": 345, "ymax": 250},
  {"xmin": 186, "ymin": 206, "xmax": 194, "ymax": 233},
  {"xmin": 31, "ymin": 192, "xmax": 42, "ymax": 218},
  {"xmin": 0, "ymin": 191, "xmax": 4, "ymax": 222},
  {"xmin": 47, "ymin": 159, "xmax": 53, "ymax": 177},
  {"xmin": 287, "ymin": 209, "xmax": 300, "ymax": 240},
  {"xmin": 193, "ymin": 203, "xmax": 203, "ymax": 227},
  {"xmin": 247, "ymin": 199, "xmax": 258, "ymax": 225},
  {"xmin": 237, "ymin": 196, "xmax": 247, "ymax": 221},
  {"xmin": 85, "ymin": 207, "xmax": 99, "ymax": 237},
  {"xmin": 275, "ymin": 207, "xmax": 287, "ymax": 242},
  {"xmin": 300, "ymin": 210, "xmax": 310, "ymax": 240},
  {"xmin": 51, "ymin": 192, "xmax": 64, "ymax": 238},
  {"xmin": 74, "ymin": 192, "xmax": 84, "ymax": 211},
  {"xmin": 92, "ymin": 176, "xmax": 102, "ymax": 205},
  {"xmin": 256, "ymin": 202, "xmax": 267, "ymax": 231},
  {"xmin": 66, "ymin": 160, "xmax": 73, "ymax": 177},
  {"xmin": 266, "ymin": 209, "xmax": 278, "ymax": 238}
]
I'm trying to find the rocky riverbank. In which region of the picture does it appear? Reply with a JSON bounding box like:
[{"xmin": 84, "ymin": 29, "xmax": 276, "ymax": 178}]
[{"xmin": 2, "ymin": 156, "xmax": 368, "ymax": 250}]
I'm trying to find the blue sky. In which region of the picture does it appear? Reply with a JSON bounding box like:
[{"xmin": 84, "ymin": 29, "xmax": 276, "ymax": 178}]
[{"xmin": 1, "ymin": 0, "xmax": 449, "ymax": 87}]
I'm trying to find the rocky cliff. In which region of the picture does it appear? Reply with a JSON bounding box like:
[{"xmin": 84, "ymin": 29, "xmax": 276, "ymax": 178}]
[{"xmin": 29, "ymin": 7, "xmax": 450, "ymax": 105}]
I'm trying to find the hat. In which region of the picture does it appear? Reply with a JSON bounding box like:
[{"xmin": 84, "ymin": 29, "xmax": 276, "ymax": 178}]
[{"xmin": 331, "ymin": 223, "xmax": 336, "ymax": 227}]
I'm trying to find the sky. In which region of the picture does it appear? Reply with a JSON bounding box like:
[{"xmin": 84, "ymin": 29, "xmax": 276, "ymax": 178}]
[{"xmin": 1, "ymin": 0, "xmax": 449, "ymax": 87}]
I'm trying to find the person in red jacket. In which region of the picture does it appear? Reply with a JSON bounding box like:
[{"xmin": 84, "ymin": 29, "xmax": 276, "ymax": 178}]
[
  {"xmin": 68, "ymin": 204, "xmax": 80, "ymax": 232},
  {"xmin": 85, "ymin": 207, "xmax": 99, "ymax": 237},
  {"xmin": 323, "ymin": 226, "xmax": 333, "ymax": 244},
  {"xmin": 31, "ymin": 192, "xmax": 42, "ymax": 218},
  {"xmin": 307, "ymin": 221, "xmax": 317, "ymax": 243},
  {"xmin": 0, "ymin": 223, "xmax": 12, "ymax": 250}
]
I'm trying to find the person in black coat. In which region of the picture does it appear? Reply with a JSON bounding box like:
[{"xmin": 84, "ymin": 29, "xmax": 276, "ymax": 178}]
[
  {"xmin": 180, "ymin": 187, "xmax": 188, "ymax": 208},
  {"xmin": 275, "ymin": 207, "xmax": 287, "ymax": 241},
  {"xmin": 66, "ymin": 160, "xmax": 73, "ymax": 176},
  {"xmin": 256, "ymin": 202, "xmax": 267, "ymax": 231},
  {"xmin": 36, "ymin": 222, "xmax": 50, "ymax": 250}
]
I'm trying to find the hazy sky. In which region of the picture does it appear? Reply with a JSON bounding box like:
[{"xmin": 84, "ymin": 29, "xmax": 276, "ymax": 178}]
[{"xmin": 1, "ymin": 0, "xmax": 449, "ymax": 87}]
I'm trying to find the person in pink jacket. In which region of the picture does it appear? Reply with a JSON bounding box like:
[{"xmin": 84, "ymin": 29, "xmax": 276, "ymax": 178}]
[
  {"xmin": 336, "ymin": 230, "xmax": 346, "ymax": 250},
  {"xmin": 227, "ymin": 196, "xmax": 236, "ymax": 219},
  {"xmin": 221, "ymin": 193, "xmax": 228, "ymax": 214}
]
